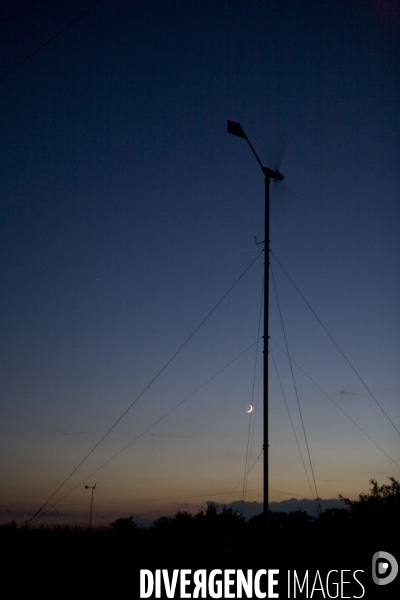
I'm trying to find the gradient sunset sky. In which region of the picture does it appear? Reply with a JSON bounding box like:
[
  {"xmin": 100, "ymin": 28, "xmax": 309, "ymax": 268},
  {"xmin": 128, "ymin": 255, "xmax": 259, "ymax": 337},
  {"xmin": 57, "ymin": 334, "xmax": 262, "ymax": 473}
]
[{"xmin": 1, "ymin": 0, "xmax": 399, "ymax": 525}]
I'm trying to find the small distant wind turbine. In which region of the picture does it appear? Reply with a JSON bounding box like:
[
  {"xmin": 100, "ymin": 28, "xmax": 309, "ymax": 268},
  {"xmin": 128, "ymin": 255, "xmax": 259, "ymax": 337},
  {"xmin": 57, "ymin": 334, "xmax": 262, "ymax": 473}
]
[{"xmin": 85, "ymin": 483, "xmax": 96, "ymax": 528}]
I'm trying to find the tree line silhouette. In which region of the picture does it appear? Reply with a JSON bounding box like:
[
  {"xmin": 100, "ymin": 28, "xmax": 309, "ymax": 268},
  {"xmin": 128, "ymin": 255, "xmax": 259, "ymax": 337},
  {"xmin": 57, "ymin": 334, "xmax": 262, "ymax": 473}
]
[{"xmin": 2, "ymin": 478, "xmax": 399, "ymax": 596}]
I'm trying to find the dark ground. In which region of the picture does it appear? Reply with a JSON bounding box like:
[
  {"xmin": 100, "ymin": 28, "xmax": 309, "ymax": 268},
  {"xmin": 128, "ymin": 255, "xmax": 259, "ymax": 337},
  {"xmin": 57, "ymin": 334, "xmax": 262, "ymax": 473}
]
[{"xmin": 2, "ymin": 505, "xmax": 399, "ymax": 598}]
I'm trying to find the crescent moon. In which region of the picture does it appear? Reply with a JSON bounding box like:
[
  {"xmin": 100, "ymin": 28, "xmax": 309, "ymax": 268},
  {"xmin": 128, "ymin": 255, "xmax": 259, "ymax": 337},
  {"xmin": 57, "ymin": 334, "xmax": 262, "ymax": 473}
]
[{"xmin": 246, "ymin": 404, "xmax": 253, "ymax": 413}]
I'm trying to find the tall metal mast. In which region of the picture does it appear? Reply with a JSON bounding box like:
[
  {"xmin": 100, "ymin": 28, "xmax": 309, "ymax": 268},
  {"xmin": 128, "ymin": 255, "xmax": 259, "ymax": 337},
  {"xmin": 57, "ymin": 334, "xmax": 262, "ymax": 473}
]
[{"xmin": 227, "ymin": 121, "xmax": 284, "ymax": 515}]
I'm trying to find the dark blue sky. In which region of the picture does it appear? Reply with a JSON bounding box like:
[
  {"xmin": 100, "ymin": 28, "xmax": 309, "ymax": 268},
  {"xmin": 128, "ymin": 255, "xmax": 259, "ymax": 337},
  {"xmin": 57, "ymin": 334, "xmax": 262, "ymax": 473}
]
[{"xmin": 1, "ymin": 0, "xmax": 399, "ymax": 525}]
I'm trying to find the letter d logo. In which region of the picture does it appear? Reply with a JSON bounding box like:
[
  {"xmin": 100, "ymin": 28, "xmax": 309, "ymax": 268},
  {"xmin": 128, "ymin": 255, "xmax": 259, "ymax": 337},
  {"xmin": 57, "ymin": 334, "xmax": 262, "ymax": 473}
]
[{"xmin": 372, "ymin": 551, "xmax": 398, "ymax": 585}]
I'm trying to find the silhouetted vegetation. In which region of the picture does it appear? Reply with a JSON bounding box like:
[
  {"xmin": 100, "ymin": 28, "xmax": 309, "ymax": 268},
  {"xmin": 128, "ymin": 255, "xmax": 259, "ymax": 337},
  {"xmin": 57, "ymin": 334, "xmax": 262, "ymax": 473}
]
[
  {"xmin": 110, "ymin": 515, "xmax": 137, "ymax": 533},
  {"xmin": 2, "ymin": 479, "xmax": 398, "ymax": 596},
  {"xmin": 153, "ymin": 503, "xmax": 245, "ymax": 533},
  {"xmin": 339, "ymin": 477, "xmax": 400, "ymax": 518}
]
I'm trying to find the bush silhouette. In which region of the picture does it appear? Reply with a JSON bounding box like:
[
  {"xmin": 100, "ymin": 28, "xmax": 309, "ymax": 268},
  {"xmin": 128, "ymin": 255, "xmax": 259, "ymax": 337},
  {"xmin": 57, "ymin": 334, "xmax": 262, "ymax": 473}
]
[
  {"xmin": 338, "ymin": 477, "xmax": 400, "ymax": 545},
  {"xmin": 339, "ymin": 477, "xmax": 400, "ymax": 521},
  {"xmin": 109, "ymin": 516, "xmax": 137, "ymax": 532},
  {"xmin": 339, "ymin": 476, "xmax": 400, "ymax": 509}
]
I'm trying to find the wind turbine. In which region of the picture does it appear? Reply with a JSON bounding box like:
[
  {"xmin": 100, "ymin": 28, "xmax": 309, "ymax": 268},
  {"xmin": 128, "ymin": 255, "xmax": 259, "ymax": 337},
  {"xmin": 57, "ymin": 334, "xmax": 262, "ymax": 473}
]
[
  {"xmin": 85, "ymin": 483, "xmax": 97, "ymax": 528},
  {"xmin": 227, "ymin": 120, "xmax": 284, "ymax": 517}
]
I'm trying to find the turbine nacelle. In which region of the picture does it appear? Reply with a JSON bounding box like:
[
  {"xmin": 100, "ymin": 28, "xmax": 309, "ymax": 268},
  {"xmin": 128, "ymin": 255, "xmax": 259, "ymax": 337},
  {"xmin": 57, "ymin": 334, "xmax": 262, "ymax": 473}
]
[{"xmin": 262, "ymin": 167, "xmax": 284, "ymax": 181}]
